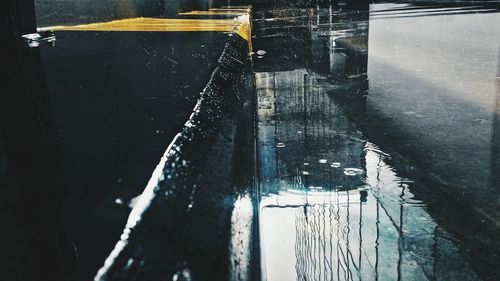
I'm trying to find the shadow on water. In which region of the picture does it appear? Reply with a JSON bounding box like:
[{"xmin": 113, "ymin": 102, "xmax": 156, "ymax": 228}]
[{"xmin": 254, "ymin": 1, "xmax": 500, "ymax": 280}]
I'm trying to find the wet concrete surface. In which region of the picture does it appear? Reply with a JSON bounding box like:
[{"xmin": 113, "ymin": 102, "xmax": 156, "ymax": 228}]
[
  {"xmin": 39, "ymin": 31, "xmax": 227, "ymax": 281},
  {"xmin": 2, "ymin": 20, "xmax": 250, "ymax": 281},
  {"xmin": 3, "ymin": 1, "xmax": 500, "ymax": 280},
  {"xmin": 3, "ymin": 1, "xmax": 258, "ymax": 279},
  {"xmin": 93, "ymin": 34, "xmax": 255, "ymax": 281},
  {"xmin": 253, "ymin": 2, "xmax": 500, "ymax": 280}
]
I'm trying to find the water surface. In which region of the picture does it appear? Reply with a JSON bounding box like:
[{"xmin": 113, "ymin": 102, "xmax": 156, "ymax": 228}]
[{"xmin": 254, "ymin": 2, "xmax": 500, "ymax": 280}]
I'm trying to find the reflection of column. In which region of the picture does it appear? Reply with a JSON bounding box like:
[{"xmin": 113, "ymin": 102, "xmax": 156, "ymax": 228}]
[
  {"xmin": 1, "ymin": 1, "xmax": 74, "ymax": 280},
  {"xmin": 320, "ymin": 2, "xmax": 370, "ymax": 97}
]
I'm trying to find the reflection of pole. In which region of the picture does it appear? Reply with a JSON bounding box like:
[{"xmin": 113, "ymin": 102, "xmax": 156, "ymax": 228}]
[
  {"xmin": 304, "ymin": 74, "xmax": 309, "ymax": 191},
  {"xmin": 397, "ymin": 181, "xmax": 405, "ymax": 281},
  {"xmin": 374, "ymin": 154, "xmax": 382, "ymax": 281},
  {"xmin": 375, "ymin": 199, "xmax": 380, "ymax": 281},
  {"xmin": 359, "ymin": 199, "xmax": 363, "ymax": 279}
]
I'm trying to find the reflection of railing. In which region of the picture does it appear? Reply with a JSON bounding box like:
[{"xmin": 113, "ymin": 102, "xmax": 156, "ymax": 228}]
[
  {"xmin": 266, "ymin": 70, "xmax": 366, "ymax": 193},
  {"xmin": 294, "ymin": 197, "xmax": 361, "ymax": 281},
  {"xmin": 288, "ymin": 155, "xmax": 406, "ymax": 281},
  {"xmin": 258, "ymin": 144, "xmax": 479, "ymax": 280}
]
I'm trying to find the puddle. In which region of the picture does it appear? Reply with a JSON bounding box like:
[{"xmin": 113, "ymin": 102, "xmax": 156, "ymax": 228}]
[{"xmin": 254, "ymin": 2, "xmax": 500, "ymax": 280}]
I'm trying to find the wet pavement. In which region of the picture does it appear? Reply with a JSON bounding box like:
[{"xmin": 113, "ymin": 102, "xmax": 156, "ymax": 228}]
[
  {"xmin": 2, "ymin": 3, "xmax": 254, "ymax": 281},
  {"xmin": 2, "ymin": 1, "xmax": 500, "ymax": 281},
  {"xmin": 253, "ymin": 2, "xmax": 500, "ymax": 281},
  {"xmin": 40, "ymin": 31, "xmax": 227, "ymax": 281}
]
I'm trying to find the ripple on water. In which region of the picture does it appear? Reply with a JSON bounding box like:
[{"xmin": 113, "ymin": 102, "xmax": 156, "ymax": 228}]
[
  {"xmin": 343, "ymin": 167, "xmax": 364, "ymax": 176},
  {"xmin": 330, "ymin": 162, "xmax": 341, "ymax": 168}
]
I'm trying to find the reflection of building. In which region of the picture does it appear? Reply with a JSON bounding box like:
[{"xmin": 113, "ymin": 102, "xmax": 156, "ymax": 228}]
[
  {"xmin": 257, "ymin": 69, "xmax": 366, "ymax": 193},
  {"xmin": 254, "ymin": 1, "xmax": 371, "ymax": 194},
  {"xmin": 255, "ymin": 2, "xmax": 486, "ymax": 281}
]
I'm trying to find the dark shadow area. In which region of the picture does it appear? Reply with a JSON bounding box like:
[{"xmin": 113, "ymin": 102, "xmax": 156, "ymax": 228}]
[
  {"xmin": 0, "ymin": 1, "xmax": 75, "ymax": 280},
  {"xmin": 38, "ymin": 30, "xmax": 227, "ymax": 281}
]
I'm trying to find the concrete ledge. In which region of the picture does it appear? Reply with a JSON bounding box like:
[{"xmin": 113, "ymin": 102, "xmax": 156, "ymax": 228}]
[{"xmin": 94, "ymin": 34, "xmax": 255, "ymax": 281}]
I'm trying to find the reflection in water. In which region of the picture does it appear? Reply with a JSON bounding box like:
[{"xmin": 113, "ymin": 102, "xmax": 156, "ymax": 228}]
[
  {"xmin": 257, "ymin": 70, "xmax": 478, "ymax": 280},
  {"xmin": 254, "ymin": 2, "xmax": 500, "ymax": 281}
]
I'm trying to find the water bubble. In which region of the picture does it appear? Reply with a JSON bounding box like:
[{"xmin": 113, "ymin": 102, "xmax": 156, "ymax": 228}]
[
  {"xmin": 330, "ymin": 162, "xmax": 341, "ymax": 168},
  {"xmin": 256, "ymin": 50, "xmax": 267, "ymax": 56},
  {"xmin": 302, "ymin": 171, "xmax": 309, "ymax": 176},
  {"xmin": 276, "ymin": 142, "xmax": 286, "ymax": 148},
  {"xmin": 303, "ymin": 162, "xmax": 309, "ymax": 166},
  {"xmin": 114, "ymin": 198, "xmax": 124, "ymax": 205},
  {"xmin": 319, "ymin": 159, "xmax": 328, "ymax": 164},
  {"xmin": 344, "ymin": 168, "xmax": 364, "ymax": 176}
]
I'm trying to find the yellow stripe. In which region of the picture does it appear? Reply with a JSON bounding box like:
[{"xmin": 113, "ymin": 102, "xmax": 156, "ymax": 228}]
[
  {"xmin": 38, "ymin": 7, "xmax": 252, "ymax": 51},
  {"xmin": 40, "ymin": 17, "xmax": 249, "ymax": 39}
]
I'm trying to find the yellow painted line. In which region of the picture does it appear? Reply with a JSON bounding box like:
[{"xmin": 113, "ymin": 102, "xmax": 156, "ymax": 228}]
[
  {"xmin": 39, "ymin": 17, "xmax": 250, "ymax": 41},
  {"xmin": 38, "ymin": 6, "xmax": 252, "ymax": 51}
]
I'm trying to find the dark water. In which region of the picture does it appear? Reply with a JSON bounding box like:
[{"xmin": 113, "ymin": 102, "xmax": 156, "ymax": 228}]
[
  {"xmin": 253, "ymin": 2, "xmax": 500, "ymax": 280},
  {"xmin": 1, "ymin": 30, "xmax": 229, "ymax": 281}
]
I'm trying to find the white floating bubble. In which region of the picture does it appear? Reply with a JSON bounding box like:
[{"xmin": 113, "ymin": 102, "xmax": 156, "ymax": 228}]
[
  {"xmin": 343, "ymin": 168, "xmax": 364, "ymax": 176},
  {"xmin": 256, "ymin": 50, "xmax": 267, "ymax": 55},
  {"xmin": 330, "ymin": 162, "xmax": 341, "ymax": 168}
]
